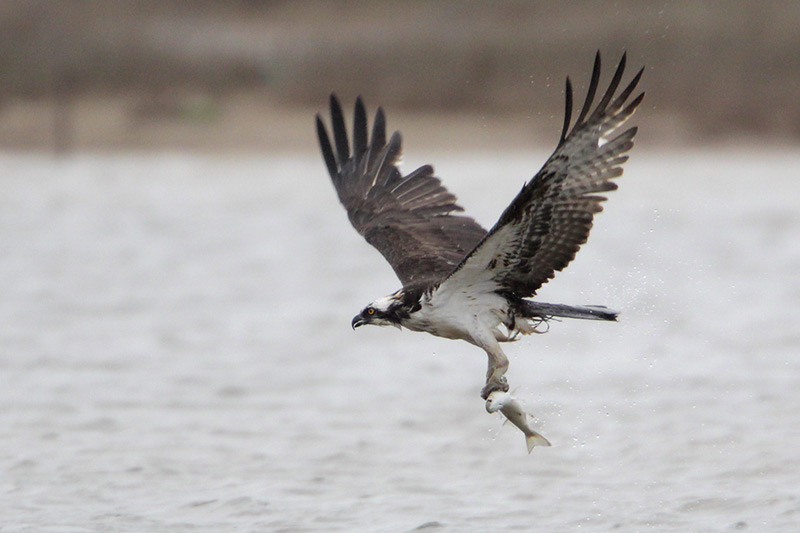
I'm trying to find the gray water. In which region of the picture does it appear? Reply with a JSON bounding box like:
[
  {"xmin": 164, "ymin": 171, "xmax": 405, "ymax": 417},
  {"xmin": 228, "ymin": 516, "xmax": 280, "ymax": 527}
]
[{"xmin": 1, "ymin": 150, "xmax": 798, "ymax": 532}]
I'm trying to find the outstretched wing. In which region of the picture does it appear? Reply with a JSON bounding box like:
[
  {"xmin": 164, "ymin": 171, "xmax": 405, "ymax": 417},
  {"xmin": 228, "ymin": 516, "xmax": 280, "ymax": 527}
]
[
  {"xmin": 316, "ymin": 94, "xmax": 487, "ymax": 288},
  {"xmin": 442, "ymin": 52, "xmax": 644, "ymax": 297}
]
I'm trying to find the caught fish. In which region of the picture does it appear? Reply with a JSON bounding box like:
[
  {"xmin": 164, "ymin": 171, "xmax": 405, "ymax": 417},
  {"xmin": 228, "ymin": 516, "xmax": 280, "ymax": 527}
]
[{"xmin": 486, "ymin": 391, "xmax": 551, "ymax": 453}]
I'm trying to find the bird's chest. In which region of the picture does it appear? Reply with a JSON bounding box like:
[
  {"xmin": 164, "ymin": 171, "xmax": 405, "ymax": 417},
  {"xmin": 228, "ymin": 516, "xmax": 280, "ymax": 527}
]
[{"xmin": 402, "ymin": 288, "xmax": 508, "ymax": 342}]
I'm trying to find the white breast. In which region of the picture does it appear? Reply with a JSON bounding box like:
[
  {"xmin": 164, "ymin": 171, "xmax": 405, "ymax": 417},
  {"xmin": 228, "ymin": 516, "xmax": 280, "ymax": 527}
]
[{"xmin": 404, "ymin": 281, "xmax": 509, "ymax": 343}]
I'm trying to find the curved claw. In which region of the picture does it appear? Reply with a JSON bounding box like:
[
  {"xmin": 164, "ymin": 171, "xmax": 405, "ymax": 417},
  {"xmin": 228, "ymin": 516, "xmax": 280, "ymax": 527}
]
[{"xmin": 480, "ymin": 376, "xmax": 509, "ymax": 400}]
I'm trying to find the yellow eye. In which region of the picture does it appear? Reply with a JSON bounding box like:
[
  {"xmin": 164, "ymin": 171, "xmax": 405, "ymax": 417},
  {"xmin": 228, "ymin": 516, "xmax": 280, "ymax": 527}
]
[{"xmin": 367, "ymin": 307, "xmax": 375, "ymax": 315}]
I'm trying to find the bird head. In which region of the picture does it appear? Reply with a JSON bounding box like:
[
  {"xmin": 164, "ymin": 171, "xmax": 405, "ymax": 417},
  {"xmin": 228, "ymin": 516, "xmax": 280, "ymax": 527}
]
[{"xmin": 351, "ymin": 291, "xmax": 405, "ymax": 330}]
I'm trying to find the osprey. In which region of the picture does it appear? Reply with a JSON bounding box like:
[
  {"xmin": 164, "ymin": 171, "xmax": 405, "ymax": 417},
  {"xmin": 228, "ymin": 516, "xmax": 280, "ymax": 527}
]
[{"xmin": 316, "ymin": 52, "xmax": 643, "ymax": 399}]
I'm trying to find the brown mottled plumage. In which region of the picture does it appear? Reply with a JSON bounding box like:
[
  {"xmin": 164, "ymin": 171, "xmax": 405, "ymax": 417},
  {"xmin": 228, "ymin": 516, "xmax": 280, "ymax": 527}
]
[{"xmin": 316, "ymin": 96, "xmax": 487, "ymax": 289}]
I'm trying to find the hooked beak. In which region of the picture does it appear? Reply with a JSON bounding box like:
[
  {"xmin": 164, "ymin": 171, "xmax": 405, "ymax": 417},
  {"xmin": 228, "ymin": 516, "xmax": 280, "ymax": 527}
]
[{"xmin": 351, "ymin": 314, "xmax": 366, "ymax": 330}]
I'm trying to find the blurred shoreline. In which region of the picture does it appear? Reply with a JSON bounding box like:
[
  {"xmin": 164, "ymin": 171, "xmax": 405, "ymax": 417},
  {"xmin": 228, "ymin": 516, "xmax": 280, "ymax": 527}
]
[
  {"xmin": 1, "ymin": 1, "xmax": 799, "ymax": 152},
  {"xmin": 0, "ymin": 90, "xmax": 671, "ymax": 153},
  {"xmin": 0, "ymin": 89, "xmax": 786, "ymax": 154}
]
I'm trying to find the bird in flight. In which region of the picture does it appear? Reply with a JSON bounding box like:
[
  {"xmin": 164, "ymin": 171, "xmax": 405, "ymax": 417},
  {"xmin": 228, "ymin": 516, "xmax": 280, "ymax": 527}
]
[{"xmin": 316, "ymin": 52, "xmax": 643, "ymax": 400}]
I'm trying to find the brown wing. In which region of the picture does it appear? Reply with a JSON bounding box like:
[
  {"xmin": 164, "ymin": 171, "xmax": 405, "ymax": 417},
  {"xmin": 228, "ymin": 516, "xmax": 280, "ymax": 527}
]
[
  {"xmin": 316, "ymin": 95, "xmax": 487, "ymax": 288},
  {"xmin": 441, "ymin": 52, "xmax": 644, "ymax": 297}
]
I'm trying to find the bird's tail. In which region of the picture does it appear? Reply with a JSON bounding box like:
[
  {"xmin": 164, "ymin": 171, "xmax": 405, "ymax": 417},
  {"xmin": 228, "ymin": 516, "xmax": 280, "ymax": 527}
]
[
  {"xmin": 519, "ymin": 301, "xmax": 618, "ymax": 322},
  {"xmin": 520, "ymin": 300, "xmax": 619, "ymax": 321}
]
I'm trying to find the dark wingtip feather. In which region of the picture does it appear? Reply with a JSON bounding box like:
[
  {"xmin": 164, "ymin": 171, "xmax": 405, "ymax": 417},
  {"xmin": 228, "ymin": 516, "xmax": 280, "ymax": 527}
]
[
  {"xmin": 559, "ymin": 77, "xmax": 573, "ymax": 146},
  {"xmin": 372, "ymin": 129, "xmax": 403, "ymax": 185},
  {"xmin": 592, "ymin": 52, "xmax": 627, "ymax": 119},
  {"xmin": 611, "ymin": 65, "xmax": 645, "ymax": 112},
  {"xmin": 373, "ymin": 107, "xmax": 386, "ymax": 147},
  {"xmin": 329, "ymin": 93, "xmax": 350, "ymax": 163},
  {"xmin": 386, "ymin": 130, "xmax": 402, "ymax": 159},
  {"xmin": 624, "ymin": 92, "xmax": 646, "ymax": 119},
  {"xmin": 366, "ymin": 107, "xmax": 386, "ymax": 165},
  {"xmin": 353, "ymin": 96, "xmax": 368, "ymax": 165},
  {"xmin": 316, "ymin": 114, "xmax": 338, "ymax": 178},
  {"xmin": 574, "ymin": 51, "xmax": 602, "ymax": 128}
]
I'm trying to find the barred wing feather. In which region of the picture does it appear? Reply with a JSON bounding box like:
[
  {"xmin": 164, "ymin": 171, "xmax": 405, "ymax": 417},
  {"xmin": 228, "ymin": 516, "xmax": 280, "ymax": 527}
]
[
  {"xmin": 316, "ymin": 95, "xmax": 487, "ymax": 288},
  {"xmin": 442, "ymin": 52, "xmax": 644, "ymax": 297}
]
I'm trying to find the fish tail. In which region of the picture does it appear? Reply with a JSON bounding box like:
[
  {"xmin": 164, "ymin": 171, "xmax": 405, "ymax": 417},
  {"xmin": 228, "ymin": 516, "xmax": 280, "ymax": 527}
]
[{"xmin": 525, "ymin": 431, "xmax": 552, "ymax": 453}]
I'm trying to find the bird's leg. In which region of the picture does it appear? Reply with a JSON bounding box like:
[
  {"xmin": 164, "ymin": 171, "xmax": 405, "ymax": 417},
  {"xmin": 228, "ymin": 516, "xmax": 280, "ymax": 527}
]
[
  {"xmin": 480, "ymin": 350, "xmax": 510, "ymax": 400},
  {"xmin": 471, "ymin": 322, "xmax": 511, "ymax": 399}
]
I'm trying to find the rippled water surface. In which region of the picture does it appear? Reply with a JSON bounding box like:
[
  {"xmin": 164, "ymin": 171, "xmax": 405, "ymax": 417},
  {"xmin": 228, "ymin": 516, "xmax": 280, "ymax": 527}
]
[{"xmin": 1, "ymin": 150, "xmax": 798, "ymax": 531}]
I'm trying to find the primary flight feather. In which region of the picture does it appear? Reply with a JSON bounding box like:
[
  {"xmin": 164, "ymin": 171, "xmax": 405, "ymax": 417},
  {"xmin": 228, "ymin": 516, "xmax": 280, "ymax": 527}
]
[{"xmin": 317, "ymin": 52, "xmax": 643, "ymax": 400}]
